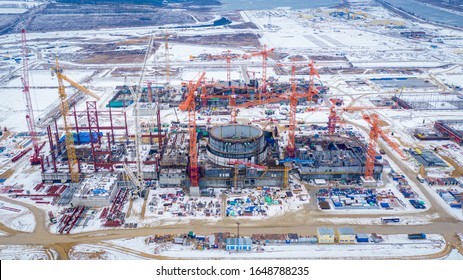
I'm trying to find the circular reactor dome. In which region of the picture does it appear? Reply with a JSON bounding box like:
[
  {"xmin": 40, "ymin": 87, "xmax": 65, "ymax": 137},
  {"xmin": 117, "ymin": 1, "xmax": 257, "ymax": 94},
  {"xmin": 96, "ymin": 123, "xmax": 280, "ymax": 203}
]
[{"xmin": 207, "ymin": 124, "xmax": 267, "ymax": 167}]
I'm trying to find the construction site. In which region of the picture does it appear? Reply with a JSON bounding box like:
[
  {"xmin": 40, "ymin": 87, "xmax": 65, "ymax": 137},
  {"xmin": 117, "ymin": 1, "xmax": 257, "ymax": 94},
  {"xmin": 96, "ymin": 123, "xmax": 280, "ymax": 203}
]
[{"xmin": 0, "ymin": 0, "xmax": 463, "ymax": 261}]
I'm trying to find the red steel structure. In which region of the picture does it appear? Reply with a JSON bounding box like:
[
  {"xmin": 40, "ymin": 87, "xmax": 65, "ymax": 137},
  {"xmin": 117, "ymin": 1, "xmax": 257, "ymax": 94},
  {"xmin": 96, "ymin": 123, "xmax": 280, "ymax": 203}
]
[
  {"xmin": 179, "ymin": 72, "xmax": 206, "ymax": 188},
  {"xmin": 20, "ymin": 29, "xmax": 42, "ymax": 165}
]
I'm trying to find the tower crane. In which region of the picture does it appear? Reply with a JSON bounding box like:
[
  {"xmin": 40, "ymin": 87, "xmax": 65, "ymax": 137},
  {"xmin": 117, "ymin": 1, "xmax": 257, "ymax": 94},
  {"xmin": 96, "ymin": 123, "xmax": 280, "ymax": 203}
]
[
  {"xmin": 364, "ymin": 114, "xmax": 380, "ymax": 180},
  {"xmin": 20, "ymin": 29, "xmax": 42, "ymax": 165},
  {"xmin": 243, "ymin": 44, "xmax": 275, "ymax": 99},
  {"xmin": 179, "ymin": 72, "xmax": 206, "ymax": 195},
  {"xmin": 307, "ymin": 61, "xmax": 320, "ymax": 102},
  {"xmin": 52, "ymin": 58, "xmax": 101, "ymax": 183},
  {"xmin": 125, "ymin": 35, "xmax": 155, "ymax": 198},
  {"xmin": 208, "ymin": 50, "xmax": 241, "ymax": 88},
  {"xmin": 363, "ymin": 114, "xmax": 405, "ymax": 159}
]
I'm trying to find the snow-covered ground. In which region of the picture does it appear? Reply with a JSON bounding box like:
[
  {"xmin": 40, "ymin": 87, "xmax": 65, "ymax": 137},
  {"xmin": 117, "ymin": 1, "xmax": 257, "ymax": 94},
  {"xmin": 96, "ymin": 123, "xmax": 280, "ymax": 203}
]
[
  {"xmin": 0, "ymin": 245, "xmax": 58, "ymax": 260},
  {"xmin": 0, "ymin": 201, "xmax": 36, "ymax": 232},
  {"xmin": 69, "ymin": 244, "xmax": 148, "ymax": 260},
  {"xmin": 441, "ymin": 249, "xmax": 463, "ymax": 260},
  {"xmin": 315, "ymin": 213, "xmax": 439, "ymax": 226},
  {"xmin": 70, "ymin": 234, "xmax": 446, "ymax": 260}
]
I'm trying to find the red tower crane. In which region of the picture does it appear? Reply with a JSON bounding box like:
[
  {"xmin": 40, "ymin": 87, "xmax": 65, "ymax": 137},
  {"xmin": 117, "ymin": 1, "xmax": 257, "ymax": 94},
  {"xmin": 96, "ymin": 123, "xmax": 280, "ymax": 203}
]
[
  {"xmin": 209, "ymin": 50, "xmax": 240, "ymax": 88},
  {"xmin": 364, "ymin": 114, "xmax": 380, "ymax": 180},
  {"xmin": 363, "ymin": 114, "xmax": 405, "ymax": 159},
  {"xmin": 230, "ymin": 86, "xmax": 237, "ymax": 123},
  {"xmin": 307, "ymin": 61, "xmax": 320, "ymax": 102},
  {"xmin": 179, "ymin": 72, "xmax": 206, "ymax": 190},
  {"xmin": 20, "ymin": 29, "xmax": 42, "ymax": 165},
  {"xmin": 243, "ymin": 44, "xmax": 275, "ymax": 98},
  {"xmin": 237, "ymin": 61, "xmax": 310, "ymax": 158}
]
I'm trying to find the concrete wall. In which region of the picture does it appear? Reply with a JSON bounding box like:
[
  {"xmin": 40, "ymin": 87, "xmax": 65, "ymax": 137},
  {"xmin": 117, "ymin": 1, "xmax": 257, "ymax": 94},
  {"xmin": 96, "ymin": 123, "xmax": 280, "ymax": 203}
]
[
  {"xmin": 72, "ymin": 184, "xmax": 120, "ymax": 208},
  {"xmin": 42, "ymin": 172, "xmax": 70, "ymax": 183}
]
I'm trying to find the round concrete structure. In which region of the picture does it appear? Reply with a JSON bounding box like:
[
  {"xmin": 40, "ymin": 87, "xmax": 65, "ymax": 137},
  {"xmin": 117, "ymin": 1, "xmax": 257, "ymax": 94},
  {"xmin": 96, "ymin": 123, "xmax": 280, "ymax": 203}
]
[{"xmin": 207, "ymin": 124, "xmax": 267, "ymax": 167}]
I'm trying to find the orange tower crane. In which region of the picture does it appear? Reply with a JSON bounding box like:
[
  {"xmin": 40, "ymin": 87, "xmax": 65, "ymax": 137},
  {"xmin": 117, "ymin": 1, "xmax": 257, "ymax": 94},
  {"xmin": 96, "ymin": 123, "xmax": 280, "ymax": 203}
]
[
  {"xmin": 237, "ymin": 61, "xmax": 310, "ymax": 158},
  {"xmin": 179, "ymin": 72, "xmax": 206, "ymax": 190},
  {"xmin": 230, "ymin": 86, "xmax": 237, "ymax": 123},
  {"xmin": 307, "ymin": 61, "xmax": 320, "ymax": 102},
  {"xmin": 363, "ymin": 114, "xmax": 405, "ymax": 158},
  {"xmin": 364, "ymin": 114, "xmax": 380, "ymax": 180},
  {"xmin": 243, "ymin": 44, "xmax": 275, "ymax": 98},
  {"xmin": 209, "ymin": 50, "xmax": 241, "ymax": 88}
]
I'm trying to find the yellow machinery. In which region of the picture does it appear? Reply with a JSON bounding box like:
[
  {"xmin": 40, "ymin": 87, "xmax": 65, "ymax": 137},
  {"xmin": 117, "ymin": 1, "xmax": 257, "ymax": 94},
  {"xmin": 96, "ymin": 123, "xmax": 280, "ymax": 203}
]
[{"xmin": 53, "ymin": 58, "xmax": 101, "ymax": 183}]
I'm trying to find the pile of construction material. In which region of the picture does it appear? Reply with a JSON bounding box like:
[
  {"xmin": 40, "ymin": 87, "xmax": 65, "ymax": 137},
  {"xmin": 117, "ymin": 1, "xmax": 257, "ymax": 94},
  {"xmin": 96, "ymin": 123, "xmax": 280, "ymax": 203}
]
[{"xmin": 148, "ymin": 188, "xmax": 221, "ymax": 218}]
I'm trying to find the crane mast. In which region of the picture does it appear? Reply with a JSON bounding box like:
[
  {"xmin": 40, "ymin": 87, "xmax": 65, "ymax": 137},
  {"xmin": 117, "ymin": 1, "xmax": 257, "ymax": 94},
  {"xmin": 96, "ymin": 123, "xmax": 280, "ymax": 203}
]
[
  {"xmin": 243, "ymin": 44, "xmax": 275, "ymax": 101},
  {"xmin": 128, "ymin": 35, "xmax": 154, "ymax": 196},
  {"xmin": 20, "ymin": 29, "xmax": 41, "ymax": 165},
  {"xmin": 364, "ymin": 114, "xmax": 379, "ymax": 180},
  {"xmin": 55, "ymin": 58, "xmax": 80, "ymax": 183},
  {"xmin": 179, "ymin": 72, "xmax": 206, "ymax": 194},
  {"xmin": 307, "ymin": 61, "xmax": 320, "ymax": 102}
]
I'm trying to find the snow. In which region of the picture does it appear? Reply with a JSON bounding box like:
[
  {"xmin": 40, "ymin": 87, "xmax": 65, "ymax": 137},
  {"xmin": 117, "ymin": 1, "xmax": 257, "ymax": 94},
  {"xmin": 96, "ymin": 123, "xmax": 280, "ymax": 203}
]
[
  {"xmin": 315, "ymin": 213, "xmax": 439, "ymax": 225},
  {"xmin": 159, "ymin": 234, "xmax": 445, "ymax": 259},
  {"xmin": 0, "ymin": 245, "xmax": 58, "ymax": 260},
  {"xmin": 0, "ymin": 69, "xmax": 95, "ymax": 131},
  {"xmin": 441, "ymin": 249, "xmax": 463, "ymax": 260},
  {"xmin": 0, "ymin": 0, "xmax": 43, "ymax": 14},
  {"xmin": 0, "ymin": 201, "xmax": 36, "ymax": 232},
  {"xmin": 69, "ymin": 244, "xmax": 148, "ymax": 260},
  {"xmin": 67, "ymin": 234, "xmax": 446, "ymax": 259}
]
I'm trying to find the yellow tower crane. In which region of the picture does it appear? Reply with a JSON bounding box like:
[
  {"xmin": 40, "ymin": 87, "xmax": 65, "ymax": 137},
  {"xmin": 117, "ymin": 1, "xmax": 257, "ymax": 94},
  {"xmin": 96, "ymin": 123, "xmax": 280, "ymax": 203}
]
[{"xmin": 53, "ymin": 58, "xmax": 101, "ymax": 183}]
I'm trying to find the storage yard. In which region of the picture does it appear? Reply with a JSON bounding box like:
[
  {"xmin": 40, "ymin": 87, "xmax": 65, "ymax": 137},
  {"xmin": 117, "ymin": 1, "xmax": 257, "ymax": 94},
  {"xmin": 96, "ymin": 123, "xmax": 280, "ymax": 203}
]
[{"xmin": 0, "ymin": 0, "xmax": 463, "ymax": 260}]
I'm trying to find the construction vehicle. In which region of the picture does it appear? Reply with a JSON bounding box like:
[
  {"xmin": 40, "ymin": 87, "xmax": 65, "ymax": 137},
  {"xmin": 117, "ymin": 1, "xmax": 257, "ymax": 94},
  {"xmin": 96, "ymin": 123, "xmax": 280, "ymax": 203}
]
[
  {"xmin": 408, "ymin": 233, "xmax": 426, "ymax": 240},
  {"xmin": 48, "ymin": 211, "xmax": 57, "ymax": 224},
  {"xmin": 20, "ymin": 29, "xmax": 42, "ymax": 165}
]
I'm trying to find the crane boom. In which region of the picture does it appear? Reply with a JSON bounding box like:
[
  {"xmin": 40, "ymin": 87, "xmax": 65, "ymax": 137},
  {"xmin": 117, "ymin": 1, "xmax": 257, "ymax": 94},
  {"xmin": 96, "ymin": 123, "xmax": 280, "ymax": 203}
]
[
  {"xmin": 363, "ymin": 114, "xmax": 405, "ymax": 158},
  {"xmin": 59, "ymin": 74, "xmax": 100, "ymax": 101},
  {"xmin": 126, "ymin": 35, "xmax": 154, "ymax": 196},
  {"xmin": 53, "ymin": 58, "xmax": 103, "ymax": 182},
  {"xmin": 21, "ymin": 29, "xmax": 42, "ymax": 165}
]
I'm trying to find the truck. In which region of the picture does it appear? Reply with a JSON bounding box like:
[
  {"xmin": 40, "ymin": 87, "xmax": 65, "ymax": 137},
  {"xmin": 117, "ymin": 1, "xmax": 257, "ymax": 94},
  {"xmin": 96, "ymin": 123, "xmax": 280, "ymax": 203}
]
[
  {"xmin": 416, "ymin": 174, "xmax": 425, "ymax": 183},
  {"xmin": 381, "ymin": 217, "xmax": 400, "ymax": 223},
  {"xmin": 408, "ymin": 233, "xmax": 426, "ymax": 240},
  {"xmin": 48, "ymin": 211, "xmax": 57, "ymax": 224}
]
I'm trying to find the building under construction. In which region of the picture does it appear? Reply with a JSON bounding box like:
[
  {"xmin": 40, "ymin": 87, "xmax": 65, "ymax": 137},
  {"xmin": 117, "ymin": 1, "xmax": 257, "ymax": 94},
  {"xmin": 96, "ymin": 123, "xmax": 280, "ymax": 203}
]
[
  {"xmin": 294, "ymin": 134, "xmax": 383, "ymax": 182},
  {"xmin": 157, "ymin": 123, "xmax": 383, "ymax": 190},
  {"xmin": 434, "ymin": 120, "xmax": 463, "ymax": 145}
]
